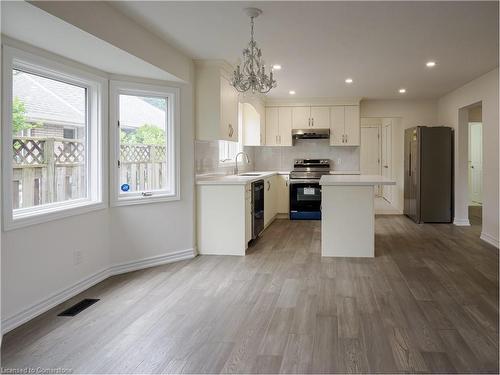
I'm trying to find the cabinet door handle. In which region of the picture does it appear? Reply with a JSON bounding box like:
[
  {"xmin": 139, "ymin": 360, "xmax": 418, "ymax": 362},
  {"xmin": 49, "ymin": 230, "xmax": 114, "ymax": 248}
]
[
  {"xmin": 308, "ymin": 118, "xmax": 311, "ymax": 127},
  {"xmin": 276, "ymin": 135, "xmax": 278, "ymax": 143},
  {"xmin": 279, "ymin": 135, "xmax": 281, "ymax": 144},
  {"xmin": 312, "ymin": 118, "xmax": 314, "ymax": 127},
  {"xmin": 267, "ymin": 181, "xmax": 271, "ymax": 191},
  {"xmin": 228, "ymin": 124, "xmax": 234, "ymax": 137}
]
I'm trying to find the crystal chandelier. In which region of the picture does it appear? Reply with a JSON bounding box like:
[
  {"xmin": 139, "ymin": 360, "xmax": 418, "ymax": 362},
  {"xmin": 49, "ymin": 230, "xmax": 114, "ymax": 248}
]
[{"xmin": 231, "ymin": 8, "xmax": 277, "ymax": 94}]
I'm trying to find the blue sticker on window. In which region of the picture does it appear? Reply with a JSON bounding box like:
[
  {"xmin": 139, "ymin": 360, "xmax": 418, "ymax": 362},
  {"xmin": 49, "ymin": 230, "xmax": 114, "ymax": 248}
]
[{"xmin": 121, "ymin": 183, "xmax": 130, "ymax": 192}]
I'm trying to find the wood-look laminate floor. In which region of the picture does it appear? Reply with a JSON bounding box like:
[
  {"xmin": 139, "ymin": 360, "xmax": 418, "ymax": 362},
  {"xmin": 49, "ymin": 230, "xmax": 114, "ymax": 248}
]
[{"xmin": 2, "ymin": 215, "xmax": 498, "ymax": 374}]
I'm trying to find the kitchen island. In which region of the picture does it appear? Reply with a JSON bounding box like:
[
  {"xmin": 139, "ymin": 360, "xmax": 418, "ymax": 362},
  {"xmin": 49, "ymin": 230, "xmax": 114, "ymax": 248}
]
[{"xmin": 320, "ymin": 175, "xmax": 396, "ymax": 257}]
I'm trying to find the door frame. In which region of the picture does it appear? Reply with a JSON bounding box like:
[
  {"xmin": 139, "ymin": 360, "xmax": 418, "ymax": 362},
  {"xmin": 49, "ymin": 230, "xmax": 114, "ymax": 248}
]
[
  {"xmin": 360, "ymin": 123, "xmax": 382, "ymax": 196},
  {"xmin": 467, "ymin": 121, "xmax": 482, "ymax": 205}
]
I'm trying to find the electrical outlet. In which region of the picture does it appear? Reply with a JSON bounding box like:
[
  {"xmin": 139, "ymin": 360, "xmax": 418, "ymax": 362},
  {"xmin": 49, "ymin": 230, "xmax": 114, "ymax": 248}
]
[{"xmin": 73, "ymin": 250, "xmax": 83, "ymax": 266}]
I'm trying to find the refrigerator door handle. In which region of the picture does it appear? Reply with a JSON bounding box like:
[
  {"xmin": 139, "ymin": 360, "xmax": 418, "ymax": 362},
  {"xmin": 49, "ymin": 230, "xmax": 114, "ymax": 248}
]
[{"xmin": 409, "ymin": 152, "xmax": 412, "ymax": 176}]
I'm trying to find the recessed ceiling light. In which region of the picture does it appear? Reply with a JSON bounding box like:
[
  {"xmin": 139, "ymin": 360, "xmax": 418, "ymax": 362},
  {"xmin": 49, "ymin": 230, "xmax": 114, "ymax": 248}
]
[
  {"xmin": 289, "ymin": 90, "xmax": 296, "ymax": 95},
  {"xmin": 272, "ymin": 64, "xmax": 282, "ymax": 70},
  {"xmin": 426, "ymin": 61, "xmax": 436, "ymax": 67},
  {"xmin": 345, "ymin": 78, "xmax": 353, "ymax": 84},
  {"xmin": 399, "ymin": 88, "xmax": 407, "ymax": 94}
]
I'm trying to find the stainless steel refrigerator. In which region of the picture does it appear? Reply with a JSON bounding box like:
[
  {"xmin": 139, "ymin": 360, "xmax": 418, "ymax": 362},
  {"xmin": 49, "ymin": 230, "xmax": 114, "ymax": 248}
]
[{"xmin": 404, "ymin": 126, "xmax": 454, "ymax": 223}]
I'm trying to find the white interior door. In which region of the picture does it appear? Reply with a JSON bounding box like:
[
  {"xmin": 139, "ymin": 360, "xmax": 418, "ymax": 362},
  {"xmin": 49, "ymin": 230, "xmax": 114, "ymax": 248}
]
[
  {"xmin": 381, "ymin": 122, "xmax": 392, "ymax": 203},
  {"xmin": 468, "ymin": 122, "xmax": 483, "ymax": 204},
  {"xmin": 360, "ymin": 126, "xmax": 381, "ymax": 195}
]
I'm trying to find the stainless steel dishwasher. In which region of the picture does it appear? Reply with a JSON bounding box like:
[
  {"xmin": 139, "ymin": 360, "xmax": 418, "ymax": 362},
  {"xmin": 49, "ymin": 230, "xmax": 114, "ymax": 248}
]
[{"xmin": 251, "ymin": 180, "xmax": 264, "ymax": 240}]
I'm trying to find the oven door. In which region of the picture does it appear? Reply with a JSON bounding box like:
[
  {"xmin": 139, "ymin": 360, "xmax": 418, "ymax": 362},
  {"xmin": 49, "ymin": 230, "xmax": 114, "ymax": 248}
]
[{"xmin": 289, "ymin": 179, "xmax": 322, "ymax": 220}]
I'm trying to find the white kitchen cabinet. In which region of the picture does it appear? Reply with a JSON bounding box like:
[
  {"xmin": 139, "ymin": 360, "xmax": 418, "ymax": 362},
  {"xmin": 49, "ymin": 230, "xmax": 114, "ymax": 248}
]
[
  {"xmin": 292, "ymin": 106, "xmax": 330, "ymax": 129},
  {"xmin": 279, "ymin": 107, "xmax": 293, "ymax": 146},
  {"xmin": 311, "ymin": 107, "xmax": 330, "ymax": 129},
  {"xmin": 292, "ymin": 107, "xmax": 311, "ymax": 129},
  {"xmin": 264, "ymin": 175, "xmax": 279, "ymax": 227},
  {"xmin": 197, "ymin": 183, "xmax": 251, "ymax": 256},
  {"xmin": 265, "ymin": 107, "xmax": 280, "ymax": 146},
  {"xmin": 265, "ymin": 107, "xmax": 292, "ymax": 146},
  {"xmin": 330, "ymin": 105, "xmax": 360, "ymax": 146},
  {"xmin": 344, "ymin": 106, "xmax": 360, "ymax": 145},
  {"xmin": 195, "ymin": 61, "xmax": 239, "ymax": 141},
  {"xmin": 245, "ymin": 184, "xmax": 252, "ymax": 244},
  {"xmin": 330, "ymin": 106, "xmax": 345, "ymax": 145},
  {"xmin": 276, "ymin": 174, "xmax": 290, "ymax": 214}
]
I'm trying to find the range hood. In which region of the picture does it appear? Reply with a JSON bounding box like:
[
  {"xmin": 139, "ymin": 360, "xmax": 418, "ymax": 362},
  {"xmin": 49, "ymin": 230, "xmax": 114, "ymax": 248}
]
[{"xmin": 292, "ymin": 129, "xmax": 330, "ymax": 139}]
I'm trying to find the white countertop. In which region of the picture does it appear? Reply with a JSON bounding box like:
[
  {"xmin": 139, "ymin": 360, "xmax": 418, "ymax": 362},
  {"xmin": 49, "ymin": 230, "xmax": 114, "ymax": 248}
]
[
  {"xmin": 320, "ymin": 174, "xmax": 396, "ymax": 186},
  {"xmin": 330, "ymin": 170, "xmax": 361, "ymax": 175},
  {"xmin": 196, "ymin": 171, "xmax": 289, "ymax": 185}
]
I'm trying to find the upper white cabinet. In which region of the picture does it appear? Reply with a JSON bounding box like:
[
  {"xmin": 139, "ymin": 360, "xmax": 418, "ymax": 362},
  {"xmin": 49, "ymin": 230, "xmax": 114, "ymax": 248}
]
[
  {"xmin": 292, "ymin": 106, "xmax": 330, "ymax": 129},
  {"xmin": 292, "ymin": 107, "xmax": 310, "ymax": 129},
  {"xmin": 311, "ymin": 107, "xmax": 330, "ymax": 129},
  {"xmin": 265, "ymin": 107, "xmax": 292, "ymax": 146},
  {"xmin": 329, "ymin": 105, "xmax": 360, "ymax": 146},
  {"xmin": 195, "ymin": 61, "xmax": 239, "ymax": 141}
]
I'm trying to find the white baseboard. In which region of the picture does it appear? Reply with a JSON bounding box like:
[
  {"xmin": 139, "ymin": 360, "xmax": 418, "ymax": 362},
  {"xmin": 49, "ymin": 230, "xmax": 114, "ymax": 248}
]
[
  {"xmin": 1, "ymin": 248, "xmax": 196, "ymax": 334},
  {"xmin": 480, "ymin": 232, "xmax": 499, "ymax": 248},
  {"xmin": 453, "ymin": 218, "xmax": 471, "ymax": 226}
]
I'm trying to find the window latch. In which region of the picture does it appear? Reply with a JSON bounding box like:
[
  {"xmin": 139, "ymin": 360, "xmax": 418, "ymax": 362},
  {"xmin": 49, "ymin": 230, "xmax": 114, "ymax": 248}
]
[{"xmin": 141, "ymin": 191, "xmax": 153, "ymax": 197}]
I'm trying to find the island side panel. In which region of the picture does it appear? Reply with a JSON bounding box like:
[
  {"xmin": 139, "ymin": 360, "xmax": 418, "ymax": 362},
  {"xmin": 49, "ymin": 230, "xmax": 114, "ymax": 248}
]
[
  {"xmin": 196, "ymin": 184, "xmax": 247, "ymax": 255},
  {"xmin": 321, "ymin": 185, "xmax": 375, "ymax": 257}
]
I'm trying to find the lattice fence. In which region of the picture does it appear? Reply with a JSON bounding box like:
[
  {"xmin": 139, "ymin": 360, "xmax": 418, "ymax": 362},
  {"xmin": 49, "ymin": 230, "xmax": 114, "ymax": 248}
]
[{"xmin": 12, "ymin": 137, "xmax": 167, "ymax": 209}]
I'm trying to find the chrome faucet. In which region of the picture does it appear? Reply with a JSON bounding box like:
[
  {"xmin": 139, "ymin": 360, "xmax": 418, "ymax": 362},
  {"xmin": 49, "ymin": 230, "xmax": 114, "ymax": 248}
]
[{"xmin": 234, "ymin": 151, "xmax": 250, "ymax": 175}]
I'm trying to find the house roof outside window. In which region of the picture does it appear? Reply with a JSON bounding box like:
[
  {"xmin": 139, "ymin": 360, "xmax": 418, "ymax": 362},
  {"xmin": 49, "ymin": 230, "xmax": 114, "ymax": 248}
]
[{"xmin": 13, "ymin": 71, "xmax": 165, "ymax": 129}]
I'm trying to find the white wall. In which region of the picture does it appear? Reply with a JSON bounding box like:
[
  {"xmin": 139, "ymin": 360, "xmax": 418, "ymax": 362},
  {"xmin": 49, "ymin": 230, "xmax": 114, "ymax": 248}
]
[
  {"xmin": 360, "ymin": 99, "xmax": 439, "ymax": 212},
  {"xmin": 438, "ymin": 68, "xmax": 499, "ymax": 247},
  {"xmin": 1, "ymin": 5, "xmax": 195, "ymax": 333}
]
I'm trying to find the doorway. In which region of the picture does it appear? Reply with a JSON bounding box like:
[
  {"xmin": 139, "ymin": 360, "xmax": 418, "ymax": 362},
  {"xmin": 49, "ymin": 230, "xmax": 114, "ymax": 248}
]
[{"xmin": 467, "ymin": 105, "xmax": 483, "ymax": 226}]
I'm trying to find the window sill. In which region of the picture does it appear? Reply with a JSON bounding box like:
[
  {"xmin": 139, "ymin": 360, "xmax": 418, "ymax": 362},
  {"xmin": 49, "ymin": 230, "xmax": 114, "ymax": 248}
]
[
  {"xmin": 4, "ymin": 200, "xmax": 107, "ymax": 231},
  {"xmin": 111, "ymin": 192, "xmax": 180, "ymax": 207}
]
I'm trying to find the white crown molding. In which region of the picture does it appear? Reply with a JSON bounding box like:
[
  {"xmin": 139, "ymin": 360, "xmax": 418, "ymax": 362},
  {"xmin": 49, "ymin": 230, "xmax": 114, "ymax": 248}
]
[
  {"xmin": 480, "ymin": 232, "xmax": 499, "ymax": 249},
  {"xmin": 1, "ymin": 248, "xmax": 197, "ymax": 334}
]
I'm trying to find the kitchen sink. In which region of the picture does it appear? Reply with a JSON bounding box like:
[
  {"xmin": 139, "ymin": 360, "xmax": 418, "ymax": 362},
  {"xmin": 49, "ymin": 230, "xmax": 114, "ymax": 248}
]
[{"xmin": 238, "ymin": 173, "xmax": 262, "ymax": 176}]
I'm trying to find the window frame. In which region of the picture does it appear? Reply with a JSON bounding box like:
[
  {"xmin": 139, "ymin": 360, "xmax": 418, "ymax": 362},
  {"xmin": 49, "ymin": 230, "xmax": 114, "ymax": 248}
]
[
  {"xmin": 109, "ymin": 80, "xmax": 180, "ymax": 206},
  {"xmin": 2, "ymin": 45, "xmax": 107, "ymax": 231}
]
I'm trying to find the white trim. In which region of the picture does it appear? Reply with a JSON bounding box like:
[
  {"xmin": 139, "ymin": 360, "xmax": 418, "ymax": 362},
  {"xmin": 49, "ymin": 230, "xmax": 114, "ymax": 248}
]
[
  {"xmin": 109, "ymin": 80, "xmax": 180, "ymax": 207},
  {"xmin": 1, "ymin": 248, "xmax": 197, "ymax": 334},
  {"xmin": 2, "ymin": 45, "xmax": 107, "ymax": 231},
  {"xmin": 453, "ymin": 218, "xmax": 471, "ymax": 226},
  {"xmin": 480, "ymin": 232, "xmax": 499, "ymax": 248}
]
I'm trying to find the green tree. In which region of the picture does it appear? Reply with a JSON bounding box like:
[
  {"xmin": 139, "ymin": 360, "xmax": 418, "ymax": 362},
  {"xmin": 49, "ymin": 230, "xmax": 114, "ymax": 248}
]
[
  {"xmin": 121, "ymin": 124, "xmax": 165, "ymax": 145},
  {"xmin": 12, "ymin": 97, "xmax": 36, "ymax": 135}
]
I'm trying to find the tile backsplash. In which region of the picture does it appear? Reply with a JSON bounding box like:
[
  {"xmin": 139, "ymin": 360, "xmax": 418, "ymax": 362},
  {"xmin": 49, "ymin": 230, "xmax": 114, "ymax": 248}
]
[
  {"xmin": 252, "ymin": 139, "xmax": 360, "ymax": 171},
  {"xmin": 195, "ymin": 139, "xmax": 359, "ymax": 175},
  {"xmin": 195, "ymin": 140, "xmax": 255, "ymax": 175}
]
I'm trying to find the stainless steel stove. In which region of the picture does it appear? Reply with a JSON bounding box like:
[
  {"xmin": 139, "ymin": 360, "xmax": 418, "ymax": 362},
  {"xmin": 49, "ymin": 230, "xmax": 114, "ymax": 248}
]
[
  {"xmin": 290, "ymin": 159, "xmax": 331, "ymax": 181},
  {"xmin": 289, "ymin": 159, "xmax": 330, "ymax": 220}
]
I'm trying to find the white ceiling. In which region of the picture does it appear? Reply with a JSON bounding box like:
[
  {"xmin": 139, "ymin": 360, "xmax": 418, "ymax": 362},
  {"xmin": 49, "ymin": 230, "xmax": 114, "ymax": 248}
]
[
  {"xmin": 110, "ymin": 1, "xmax": 499, "ymax": 99},
  {"xmin": 1, "ymin": 1, "xmax": 177, "ymax": 81}
]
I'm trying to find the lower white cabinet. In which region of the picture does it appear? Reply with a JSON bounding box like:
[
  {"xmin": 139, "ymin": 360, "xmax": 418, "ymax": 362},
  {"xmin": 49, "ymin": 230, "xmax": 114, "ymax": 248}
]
[
  {"xmin": 276, "ymin": 174, "xmax": 290, "ymax": 214},
  {"xmin": 197, "ymin": 183, "xmax": 251, "ymax": 256},
  {"xmin": 263, "ymin": 174, "xmax": 289, "ymax": 225},
  {"xmin": 264, "ymin": 176, "xmax": 277, "ymax": 227}
]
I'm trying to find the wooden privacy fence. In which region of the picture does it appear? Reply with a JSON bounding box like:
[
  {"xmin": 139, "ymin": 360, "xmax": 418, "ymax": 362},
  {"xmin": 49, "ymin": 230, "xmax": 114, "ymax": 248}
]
[
  {"xmin": 119, "ymin": 143, "xmax": 167, "ymax": 192},
  {"xmin": 12, "ymin": 137, "xmax": 167, "ymax": 209}
]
